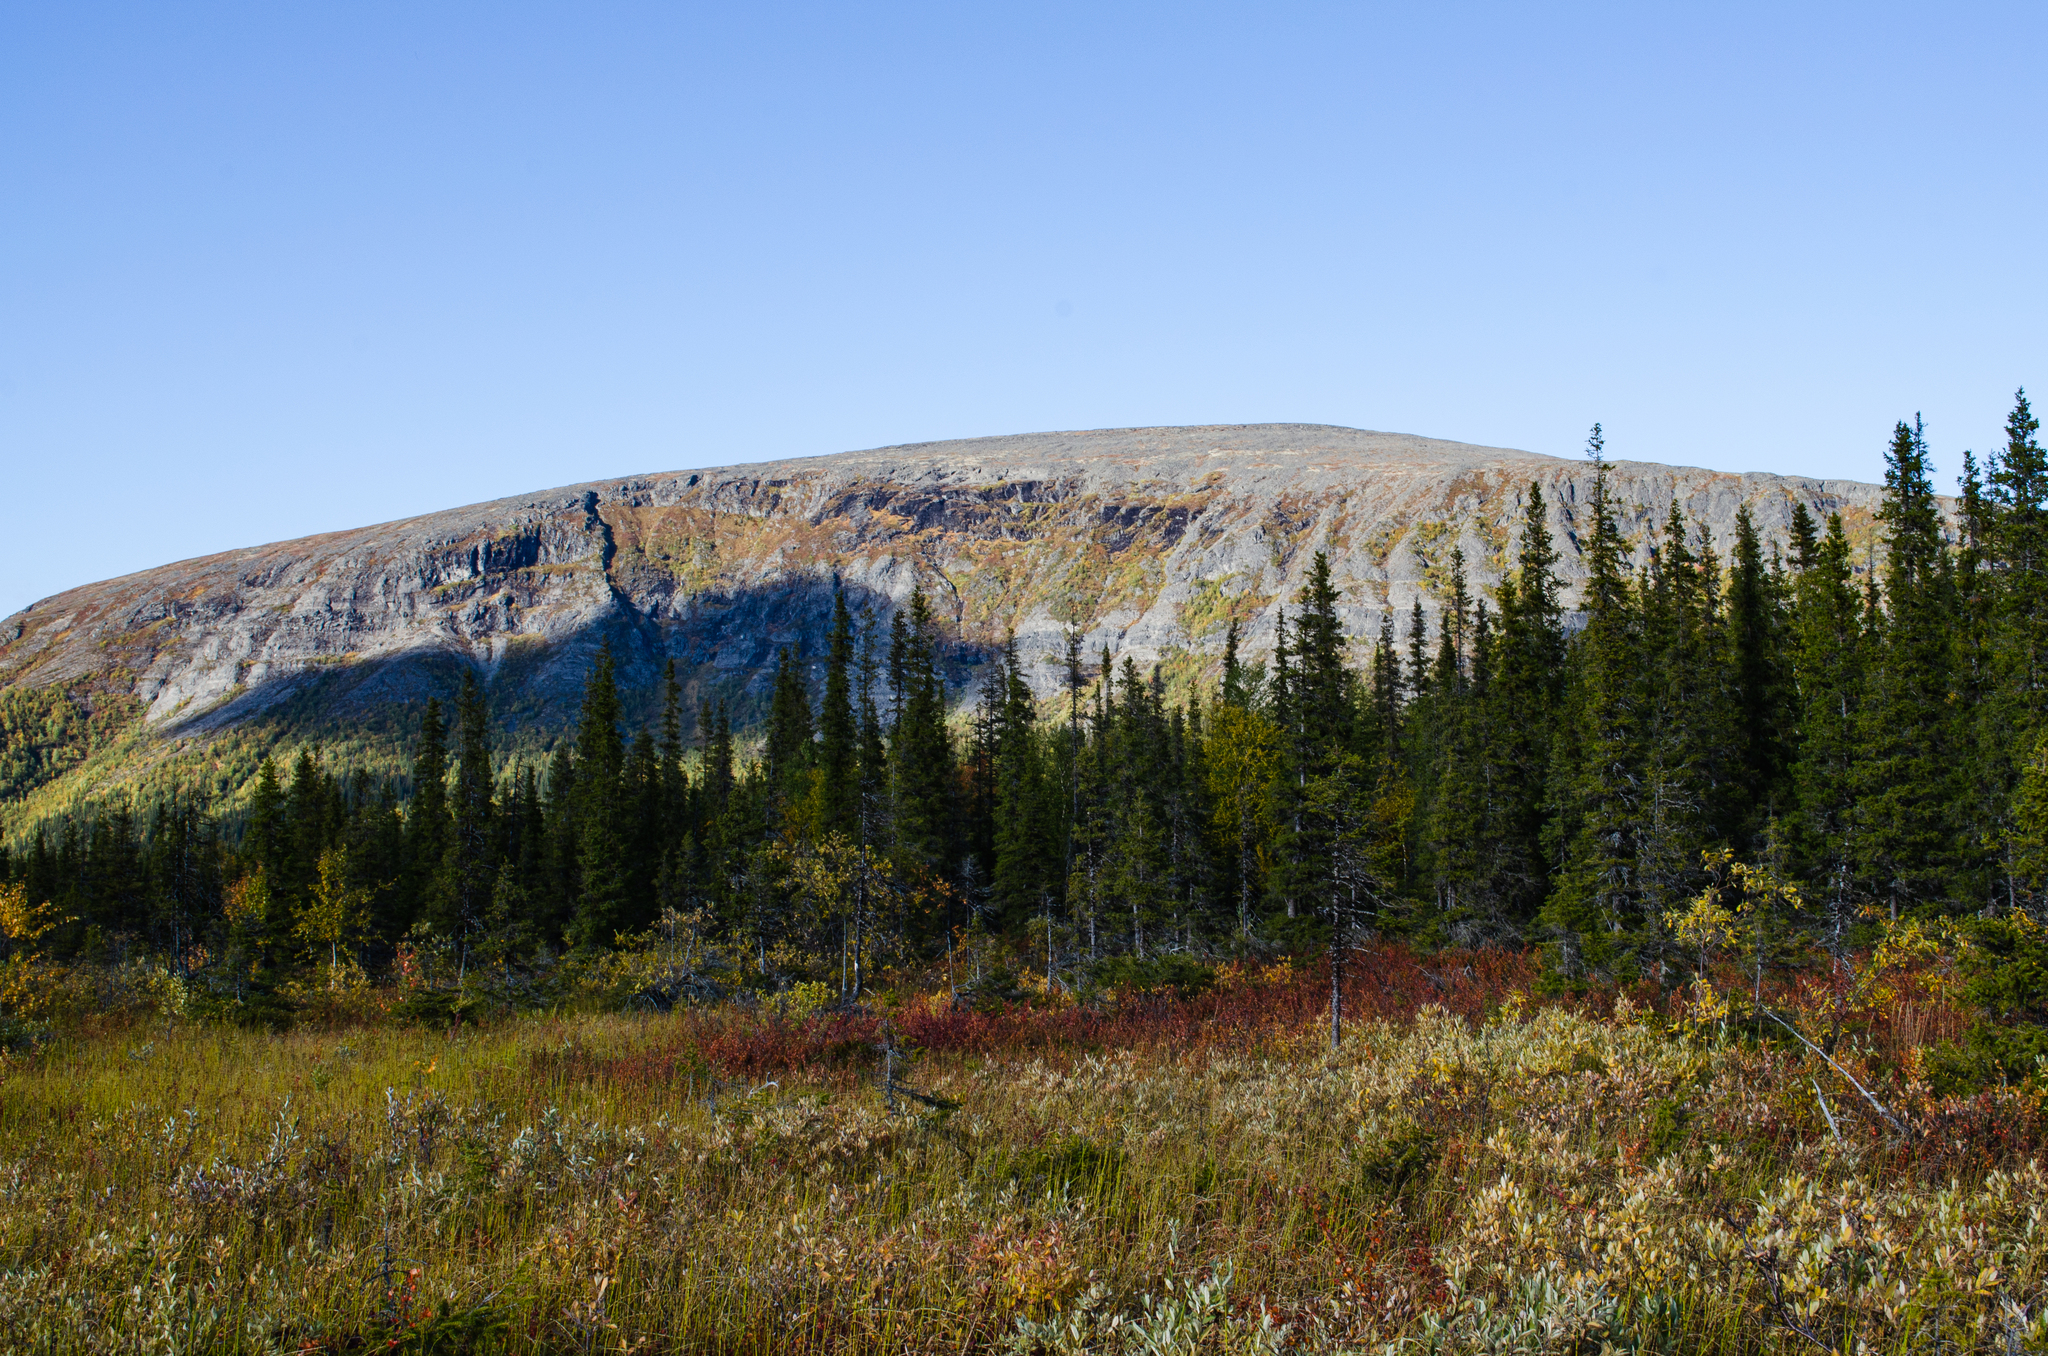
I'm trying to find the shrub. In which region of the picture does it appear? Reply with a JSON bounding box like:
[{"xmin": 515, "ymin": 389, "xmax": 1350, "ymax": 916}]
[{"xmin": 1091, "ymin": 953, "xmax": 1217, "ymax": 1001}]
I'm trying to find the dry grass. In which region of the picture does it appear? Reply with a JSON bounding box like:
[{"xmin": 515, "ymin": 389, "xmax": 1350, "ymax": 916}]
[{"xmin": 0, "ymin": 956, "xmax": 2043, "ymax": 1354}]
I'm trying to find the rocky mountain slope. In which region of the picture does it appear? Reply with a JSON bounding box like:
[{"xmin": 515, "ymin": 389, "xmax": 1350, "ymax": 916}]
[{"xmin": 0, "ymin": 424, "xmax": 1891, "ymax": 818}]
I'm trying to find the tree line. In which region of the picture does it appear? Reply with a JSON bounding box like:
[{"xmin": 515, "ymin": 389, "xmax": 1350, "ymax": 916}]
[{"xmin": 8, "ymin": 396, "xmax": 2048, "ymax": 1014}]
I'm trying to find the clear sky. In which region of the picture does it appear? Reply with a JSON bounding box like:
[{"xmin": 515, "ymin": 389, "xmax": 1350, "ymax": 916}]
[{"xmin": 4, "ymin": 3, "xmax": 2044, "ymax": 618}]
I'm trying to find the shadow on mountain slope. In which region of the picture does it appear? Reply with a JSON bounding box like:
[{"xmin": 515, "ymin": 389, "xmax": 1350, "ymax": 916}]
[{"xmin": 1, "ymin": 577, "xmax": 998, "ymax": 840}]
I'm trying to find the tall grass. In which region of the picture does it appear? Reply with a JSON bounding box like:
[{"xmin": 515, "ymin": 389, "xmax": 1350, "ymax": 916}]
[{"xmin": 0, "ymin": 954, "xmax": 2042, "ymax": 1353}]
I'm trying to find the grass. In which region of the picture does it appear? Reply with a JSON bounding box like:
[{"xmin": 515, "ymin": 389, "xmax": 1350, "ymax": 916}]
[{"xmin": 0, "ymin": 953, "xmax": 2043, "ymax": 1353}]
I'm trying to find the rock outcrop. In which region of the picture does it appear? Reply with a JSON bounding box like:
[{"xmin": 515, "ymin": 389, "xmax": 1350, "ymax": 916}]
[{"xmin": 0, "ymin": 423, "xmax": 1891, "ymax": 775}]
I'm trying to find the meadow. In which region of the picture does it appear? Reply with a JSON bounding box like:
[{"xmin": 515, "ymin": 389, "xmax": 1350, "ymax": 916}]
[{"xmin": 0, "ymin": 949, "xmax": 2043, "ymax": 1355}]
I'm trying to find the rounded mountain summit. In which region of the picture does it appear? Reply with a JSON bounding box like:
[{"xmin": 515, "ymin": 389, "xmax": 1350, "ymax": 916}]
[{"xmin": 0, "ymin": 423, "xmax": 1886, "ymax": 812}]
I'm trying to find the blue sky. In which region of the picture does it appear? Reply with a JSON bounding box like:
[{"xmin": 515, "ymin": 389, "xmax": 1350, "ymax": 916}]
[{"xmin": 4, "ymin": 3, "xmax": 2044, "ymax": 617}]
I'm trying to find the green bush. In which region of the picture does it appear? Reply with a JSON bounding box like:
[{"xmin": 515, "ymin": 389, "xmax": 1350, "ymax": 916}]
[
  {"xmin": 391, "ymin": 988, "xmax": 493, "ymax": 1028},
  {"xmin": 1354, "ymin": 1122, "xmax": 1439, "ymax": 1196},
  {"xmin": 1091, "ymin": 953, "xmax": 1217, "ymax": 1001}
]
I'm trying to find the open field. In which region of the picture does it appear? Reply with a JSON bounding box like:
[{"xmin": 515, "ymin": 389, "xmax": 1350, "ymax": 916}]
[{"xmin": 1, "ymin": 954, "xmax": 2044, "ymax": 1354}]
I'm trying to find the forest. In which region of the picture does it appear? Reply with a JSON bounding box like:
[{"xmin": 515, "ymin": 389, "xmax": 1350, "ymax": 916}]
[{"xmin": 4, "ymin": 400, "xmax": 2048, "ymax": 1082}]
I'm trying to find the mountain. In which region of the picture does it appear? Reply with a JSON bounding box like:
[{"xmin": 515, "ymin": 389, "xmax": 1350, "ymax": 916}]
[{"xmin": 0, "ymin": 423, "xmax": 1888, "ymax": 825}]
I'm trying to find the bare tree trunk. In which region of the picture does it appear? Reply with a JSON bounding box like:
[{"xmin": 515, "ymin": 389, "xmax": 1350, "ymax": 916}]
[{"xmin": 1329, "ymin": 927, "xmax": 1343, "ymax": 1052}]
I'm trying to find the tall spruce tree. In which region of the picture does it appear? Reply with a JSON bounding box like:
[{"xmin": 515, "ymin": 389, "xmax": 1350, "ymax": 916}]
[
  {"xmin": 765, "ymin": 645, "xmax": 815, "ymax": 805},
  {"xmin": 1855, "ymin": 418, "xmax": 1962, "ymax": 915},
  {"xmin": 1543, "ymin": 429, "xmax": 1652, "ymax": 979},
  {"xmin": 989, "ymin": 634, "xmax": 1057, "ymax": 930},
  {"xmin": 1789, "ymin": 511, "xmax": 1866, "ymax": 943},
  {"xmin": 818, "ymin": 589, "xmax": 859, "ymax": 839},
  {"xmin": 1481, "ymin": 481, "xmax": 1566, "ymax": 925},
  {"xmin": 435, "ymin": 671, "xmax": 497, "ymax": 961},
  {"xmin": 404, "ymin": 699, "xmax": 450, "ymax": 934},
  {"xmin": 657, "ymin": 660, "xmax": 688, "ymax": 844},
  {"xmin": 1633, "ymin": 503, "xmax": 1731, "ymax": 961},
  {"xmin": 1989, "ymin": 391, "xmax": 2048, "ymax": 734},
  {"xmin": 1727, "ymin": 504, "xmax": 1792, "ymax": 836},
  {"xmin": 570, "ymin": 647, "xmax": 630, "ymax": 948},
  {"xmin": 891, "ymin": 586, "xmax": 954, "ymax": 878}
]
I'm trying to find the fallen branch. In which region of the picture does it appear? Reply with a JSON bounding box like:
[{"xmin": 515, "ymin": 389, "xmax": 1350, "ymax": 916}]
[{"xmin": 1755, "ymin": 1008, "xmax": 1908, "ymax": 1138}]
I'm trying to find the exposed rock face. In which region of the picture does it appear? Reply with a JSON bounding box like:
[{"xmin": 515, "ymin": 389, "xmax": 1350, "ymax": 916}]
[{"xmin": 0, "ymin": 423, "xmax": 1889, "ymax": 745}]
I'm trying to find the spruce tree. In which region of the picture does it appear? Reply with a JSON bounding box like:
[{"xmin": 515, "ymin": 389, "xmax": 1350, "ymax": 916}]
[
  {"xmin": 570, "ymin": 647, "xmax": 630, "ymax": 948},
  {"xmin": 1855, "ymin": 418, "xmax": 1962, "ymax": 915},
  {"xmin": 1543, "ymin": 431, "xmax": 1650, "ymax": 979},
  {"xmin": 818, "ymin": 588, "xmax": 859, "ymax": 839},
  {"xmin": 1480, "ymin": 482, "xmax": 1565, "ymax": 925},
  {"xmin": 1633, "ymin": 503, "xmax": 1730, "ymax": 956},
  {"xmin": 404, "ymin": 699, "xmax": 450, "ymax": 934},
  {"xmin": 245, "ymin": 756, "xmax": 286, "ymax": 890},
  {"xmin": 1789, "ymin": 512, "xmax": 1866, "ymax": 946},
  {"xmin": 657, "ymin": 659, "xmax": 688, "ymax": 844},
  {"xmin": 765, "ymin": 645, "xmax": 814, "ymax": 804},
  {"xmin": 624, "ymin": 727, "xmax": 661, "ymax": 928},
  {"xmin": 1982, "ymin": 391, "xmax": 2048, "ymax": 906},
  {"xmin": 1727, "ymin": 504, "xmax": 1792, "ymax": 835},
  {"xmin": 1266, "ymin": 554, "xmax": 1368, "ymax": 944},
  {"xmin": 436, "ymin": 671, "xmax": 497, "ymax": 960},
  {"xmin": 891, "ymin": 586, "xmax": 954, "ymax": 877},
  {"xmin": 1989, "ymin": 390, "xmax": 2048, "ymax": 732},
  {"xmin": 1220, "ymin": 618, "xmax": 1251, "ymax": 710},
  {"xmin": 541, "ymin": 742, "xmax": 579, "ymax": 944},
  {"xmin": 990, "ymin": 634, "xmax": 1057, "ymax": 933}
]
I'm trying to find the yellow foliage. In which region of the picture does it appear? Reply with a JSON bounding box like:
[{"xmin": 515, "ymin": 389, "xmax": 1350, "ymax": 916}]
[
  {"xmin": 0, "ymin": 881, "xmax": 63, "ymax": 954},
  {"xmin": 0, "ymin": 955, "xmax": 71, "ymax": 1022},
  {"xmin": 776, "ymin": 980, "xmax": 836, "ymax": 1023},
  {"xmin": 0, "ymin": 883, "xmax": 72, "ymax": 1023}
]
